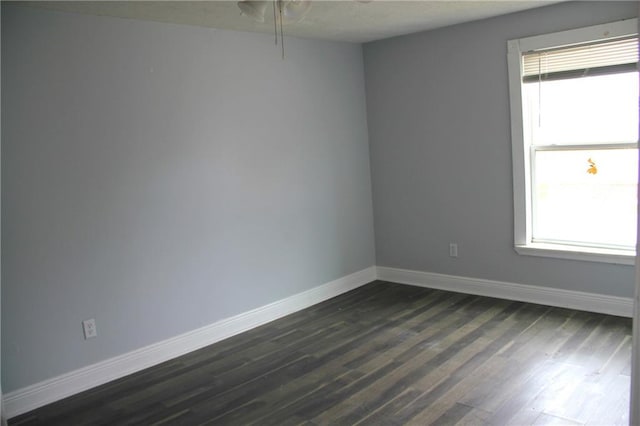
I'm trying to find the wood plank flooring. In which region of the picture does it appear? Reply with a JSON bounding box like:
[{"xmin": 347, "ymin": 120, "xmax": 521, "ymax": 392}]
[{"xmin": 10, "ymin": 281, "xmax": 632, "ymax": 425}]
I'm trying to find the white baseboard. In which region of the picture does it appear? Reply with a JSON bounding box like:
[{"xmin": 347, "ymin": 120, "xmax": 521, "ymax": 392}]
[
  {"xmin": 377, "ymin": 266, "xmax": 634, "ymax": 318},
  {"xmin": 4, "ymin": 266, "xmax": 376, "ymax": 419},
  {"xmin": 5, "ymin": 265, "xmax": 632, "ymax": 418}
]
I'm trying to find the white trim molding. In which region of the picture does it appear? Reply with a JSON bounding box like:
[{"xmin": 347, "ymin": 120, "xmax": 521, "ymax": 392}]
[
  {"xmin": 376, "ymin": 266, "xmax": 633, "ymax": 318},
  {"xmin": 3, "ymin": 266, "xmax": 377, "ymax": 419},
  {"xmin": 507, "ymin": 18, "xmax": 639, "ymax": 264},
  {"xmin": 515, "ymin": 243, "xmax": 635, "ymax": 266},
  {"xmin": 5, "ymin": 265, "xmax": 633, "ymax": 419}
]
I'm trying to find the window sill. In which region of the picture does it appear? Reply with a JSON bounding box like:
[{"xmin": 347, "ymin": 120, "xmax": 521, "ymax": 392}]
[{"xmin": 515, "ymin": 243, "xmax": 635, "ymax": 265}]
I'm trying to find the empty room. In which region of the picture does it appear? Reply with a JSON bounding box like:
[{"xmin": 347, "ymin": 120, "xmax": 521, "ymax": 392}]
[{"xmin": 1, "ymin": 0, "xmax": 639, "ymax": 425}]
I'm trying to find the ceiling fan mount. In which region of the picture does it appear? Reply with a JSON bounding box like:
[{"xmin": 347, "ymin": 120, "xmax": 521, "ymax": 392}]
[{"xmin": 238, "ymin": 1, "xmax": 312, "ymax": 25}]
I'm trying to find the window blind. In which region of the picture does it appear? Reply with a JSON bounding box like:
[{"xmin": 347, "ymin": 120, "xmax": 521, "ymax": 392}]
[{"xmin": 522, "ymin": 36, "xmax": 638, "ymax": 82}]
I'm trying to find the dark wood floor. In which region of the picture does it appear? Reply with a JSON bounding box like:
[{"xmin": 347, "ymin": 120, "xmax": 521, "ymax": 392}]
[{"xmin": 10, "ymin": 281, "xmax": 632, "ymax": 425}]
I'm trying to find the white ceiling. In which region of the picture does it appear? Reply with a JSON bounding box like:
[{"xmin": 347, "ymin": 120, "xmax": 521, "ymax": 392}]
[{"xmin": 22, "ymin": 1, "xmax": 565, "ymax": 43}]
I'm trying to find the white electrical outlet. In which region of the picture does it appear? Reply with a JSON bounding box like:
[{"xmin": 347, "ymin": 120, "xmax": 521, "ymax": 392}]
[
  {"xmin": 82, "ymin": 318, "xmax": 97, "ymax": 339},
  {"xmin": 449, "ymin": 243, "xmax": 458, "ymax": 258}
]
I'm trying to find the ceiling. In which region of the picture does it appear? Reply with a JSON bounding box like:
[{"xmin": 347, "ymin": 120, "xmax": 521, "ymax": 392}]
[{"xmin": 22, "ymin": 1, "xmax": 565, "ymax": 43}]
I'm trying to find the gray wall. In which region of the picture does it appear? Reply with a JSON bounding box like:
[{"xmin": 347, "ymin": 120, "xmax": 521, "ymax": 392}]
[
  {"xmin": 1, "ymin": 5, "xmax": 375, "ymax": 392},
  {"xmin": 0, "ymin": 3, "xmax": 4, "ymax": 423},
  {"xmin": 364, "ymin": 1, "xmax": 638, "ymax": 298}
]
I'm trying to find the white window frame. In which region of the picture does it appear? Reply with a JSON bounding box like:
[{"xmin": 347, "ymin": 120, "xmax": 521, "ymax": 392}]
[{"xmin": 507, "ymin": 18, "xmax": 638, "ymax": 266}]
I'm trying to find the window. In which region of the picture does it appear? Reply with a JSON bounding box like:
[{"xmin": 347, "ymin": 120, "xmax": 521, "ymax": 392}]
[{"xmin": 507, "ymin": 19, "xmax": 638, "ymax": 265}]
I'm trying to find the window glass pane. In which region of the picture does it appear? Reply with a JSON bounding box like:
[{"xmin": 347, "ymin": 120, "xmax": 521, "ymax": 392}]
[
  {"xmin": 523, "ymin": 72, "xmax": 638, "ymax": 145},
  {"xmin": 533, "ymin": 148, "xmax": 638, "ymax": 249}
]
